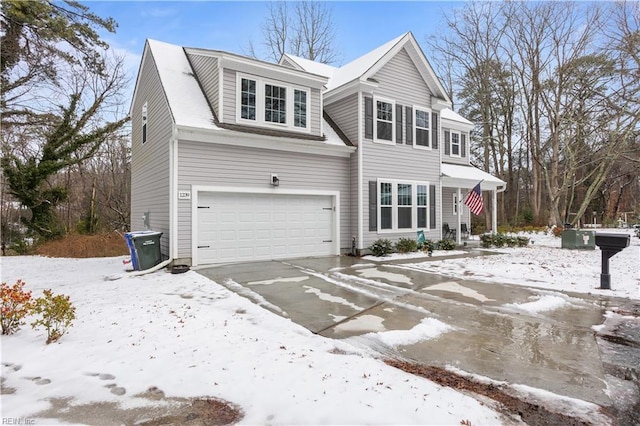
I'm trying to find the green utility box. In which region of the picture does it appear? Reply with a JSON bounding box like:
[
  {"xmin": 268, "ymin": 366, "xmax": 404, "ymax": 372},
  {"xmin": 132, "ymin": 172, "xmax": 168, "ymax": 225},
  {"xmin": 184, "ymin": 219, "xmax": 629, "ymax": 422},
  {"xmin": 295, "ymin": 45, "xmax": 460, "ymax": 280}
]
[
  {"xmin": 126, "ymin": 231, "xmax": 163, "ymax": 270},
  {"xmin": 561, "ymin": 229, "xmax": 595, "ymax": 250}
]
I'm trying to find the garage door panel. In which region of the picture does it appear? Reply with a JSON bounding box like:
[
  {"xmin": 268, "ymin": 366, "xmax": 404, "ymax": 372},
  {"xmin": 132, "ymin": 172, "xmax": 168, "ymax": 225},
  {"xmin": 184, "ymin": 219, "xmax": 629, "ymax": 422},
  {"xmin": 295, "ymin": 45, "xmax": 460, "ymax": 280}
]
[{"xmin": 197, "ymin": 192, "xmax": 334, "ymax": 265}]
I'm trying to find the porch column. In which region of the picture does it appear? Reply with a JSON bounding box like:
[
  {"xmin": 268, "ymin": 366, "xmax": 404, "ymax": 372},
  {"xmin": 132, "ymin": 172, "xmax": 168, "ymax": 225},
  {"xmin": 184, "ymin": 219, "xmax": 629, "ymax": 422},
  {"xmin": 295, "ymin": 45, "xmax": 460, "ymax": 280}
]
[{"xmin": 491, "ymin": 189, "xmax": 498, "ymax": 234}]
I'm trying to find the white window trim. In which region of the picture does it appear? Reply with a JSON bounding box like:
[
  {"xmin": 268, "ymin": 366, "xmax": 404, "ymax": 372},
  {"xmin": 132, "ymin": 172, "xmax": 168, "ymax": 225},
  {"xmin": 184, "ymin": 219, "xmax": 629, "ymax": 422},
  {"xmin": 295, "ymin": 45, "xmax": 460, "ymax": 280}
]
[
  {"xmin": 373, "ymin": 97, "xmax": 395, "ymax": 145},
  {"xmin": 236, "ymin": 73, "xmax": 310, "ymax": 133},
  {"xmin": 413, "ymin": 105, "xmax": 432, "ymax": 150},
  {"xmin": 377, "ymin": 178, "xmax": 430, "ymax": 233},
  {"xmin": 449, "ymin": 129, "xmax": 462, "ymax": 157}
]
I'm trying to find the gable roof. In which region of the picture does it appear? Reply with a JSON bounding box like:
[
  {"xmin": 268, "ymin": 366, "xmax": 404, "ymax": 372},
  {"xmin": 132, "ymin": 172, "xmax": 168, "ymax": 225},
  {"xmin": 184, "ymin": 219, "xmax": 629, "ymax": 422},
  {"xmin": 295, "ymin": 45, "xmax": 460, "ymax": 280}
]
[
  {"xmin": 142, "ymin": 39, "xmax": 220, "ymax": 130},
  {"xmin": 441, "ymin": 108, "xmax": 474, "ymax": 126},
  {"xmin": 285, "ymin": 32, "xmax": 450, "ymax": 103}
]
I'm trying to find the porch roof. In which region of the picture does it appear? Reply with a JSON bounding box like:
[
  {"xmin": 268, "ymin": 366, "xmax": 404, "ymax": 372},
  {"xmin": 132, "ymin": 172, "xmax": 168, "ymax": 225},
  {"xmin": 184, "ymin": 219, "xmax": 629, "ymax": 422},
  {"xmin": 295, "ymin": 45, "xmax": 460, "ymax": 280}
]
[{"xmin": 441, "ymin": 163, "xmax": 506, "ymax": 192}]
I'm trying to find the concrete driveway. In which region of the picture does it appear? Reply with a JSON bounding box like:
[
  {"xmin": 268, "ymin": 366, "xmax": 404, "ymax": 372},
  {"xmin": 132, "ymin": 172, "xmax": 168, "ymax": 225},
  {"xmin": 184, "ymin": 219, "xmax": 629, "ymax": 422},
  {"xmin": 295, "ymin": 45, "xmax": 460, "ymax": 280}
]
[{"xmin": 197, "ymin": 254, "xmax": 640, "ymax": 420}]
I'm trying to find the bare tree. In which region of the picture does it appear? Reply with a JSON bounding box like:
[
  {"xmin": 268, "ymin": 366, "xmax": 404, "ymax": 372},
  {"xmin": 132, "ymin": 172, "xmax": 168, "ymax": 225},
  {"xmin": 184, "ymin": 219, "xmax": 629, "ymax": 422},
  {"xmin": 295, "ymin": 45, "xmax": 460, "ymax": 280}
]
[{"xmin": 257, "ymin": 1, "xmax": 339, "ymax": 64}]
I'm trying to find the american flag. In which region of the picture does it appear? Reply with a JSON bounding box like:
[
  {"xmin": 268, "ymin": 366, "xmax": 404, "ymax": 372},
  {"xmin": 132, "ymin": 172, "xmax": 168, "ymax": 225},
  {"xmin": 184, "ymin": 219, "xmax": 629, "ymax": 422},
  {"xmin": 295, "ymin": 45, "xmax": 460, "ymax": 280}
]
[{"xmin": 464, "ymin": 182, "xmax": 484, "ymax": 216}]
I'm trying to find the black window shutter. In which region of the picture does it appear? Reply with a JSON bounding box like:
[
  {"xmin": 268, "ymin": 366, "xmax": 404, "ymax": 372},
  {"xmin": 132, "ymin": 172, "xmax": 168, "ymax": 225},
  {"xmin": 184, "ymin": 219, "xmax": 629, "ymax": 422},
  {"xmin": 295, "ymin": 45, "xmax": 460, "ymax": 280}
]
[
  {"xmin": 432, "ymin": 112, "xmax": 438, "ymax": 149},
  {"xmin": 429, "ymin": 185, "xmax": 436, "ymax": 229},
  {"xmin": 444, "ymin": 130, "xmax": 450, "ymax": 155},
  {"xmin": 396, "ymin": 104, "xmax": 403, "ymax": 144},
  {"xmin": 364, "ymin": 97, "xmax": 373, "ymax": 139},
  {"xmin": 461, "ymin": 133, "xmax": 467, "ymax": 157},
  {"xmin": 368, "ymin": 181, "xmax": 377, "ymax": 231},
  {"xmin": 405, "ymin": 106, "xmax": 413, "ymax": 145}
]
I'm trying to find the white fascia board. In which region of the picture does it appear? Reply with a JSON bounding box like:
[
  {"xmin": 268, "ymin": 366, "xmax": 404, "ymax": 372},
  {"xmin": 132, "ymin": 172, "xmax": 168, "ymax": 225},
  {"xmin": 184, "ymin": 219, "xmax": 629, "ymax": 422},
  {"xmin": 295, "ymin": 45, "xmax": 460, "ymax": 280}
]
[
  {"xmin": 176, "ymin": 125, "xmax": 356, "ymax": 158},
  {"xmin": 324, "ymin": 79, "xmax": 378, "ymax": 104},
  {"xmin": 441, "ymin": 118, "xmax": 475, "ymax": 132},
  {"xmin": 431, "ymin": 97, "xmax": 452, "ymax": 110}
]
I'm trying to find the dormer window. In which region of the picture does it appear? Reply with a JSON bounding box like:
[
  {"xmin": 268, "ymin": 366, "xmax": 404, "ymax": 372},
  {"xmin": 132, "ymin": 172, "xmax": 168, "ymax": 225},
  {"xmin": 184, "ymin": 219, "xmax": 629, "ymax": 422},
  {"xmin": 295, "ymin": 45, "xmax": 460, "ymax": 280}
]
[
  {"xmin": 444, "ymin": 129, "xmax": 466, "ymax": 158},
  {"xmin": 241, "ymin": 78, "xmax": 256, "ymax": 120},
  {"xmin": 451, "ymin": 132, "xmax": 460, "ymax": 156},
  {"xmin": 236, "ymin": 74, "xmax": 309, "ymax": 131}
]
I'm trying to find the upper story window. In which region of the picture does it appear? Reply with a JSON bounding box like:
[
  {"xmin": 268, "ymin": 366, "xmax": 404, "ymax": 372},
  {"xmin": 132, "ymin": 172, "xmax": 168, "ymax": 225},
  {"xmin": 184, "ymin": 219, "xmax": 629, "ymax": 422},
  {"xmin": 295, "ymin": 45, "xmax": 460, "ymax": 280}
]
[
  {"xmin": 376, "ymin": 99, "xmax": 394, "ymax": 143},
  {"xmin": 241, "ymin": 78, "xmax": 256, "ymax": 120},
  {"xmin": 236, "ymin": 74, "xmax": 309, "ymax": 132},
  {"xmin": 414, "ymin": 108, "xmax": 431, "ymax": 148},
  {"xmin": 294, "ymin": 89, "xmax": 307, "ymax": 128},
  {"xmin": 142, "ymin": 102, "xmax": 148, "ymax": 144},
  {"xmin": 265, "ymin": 84, "xmax": 286, "ymax": 124},
  {"xmin": 451, "ymin": 132, "xmax": 460, "ymax": 156},
  {"xmin": 444, "ymin": 129, "xmax": 466, "ymax": 158}
]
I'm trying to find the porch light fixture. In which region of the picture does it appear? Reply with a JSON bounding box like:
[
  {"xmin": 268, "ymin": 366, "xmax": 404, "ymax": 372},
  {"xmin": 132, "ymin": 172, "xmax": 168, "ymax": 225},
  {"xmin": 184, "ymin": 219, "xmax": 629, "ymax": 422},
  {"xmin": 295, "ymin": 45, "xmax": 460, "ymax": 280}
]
[{"xmin": 271, "ymin": 174, "xmax": 280, "ymax": 187}]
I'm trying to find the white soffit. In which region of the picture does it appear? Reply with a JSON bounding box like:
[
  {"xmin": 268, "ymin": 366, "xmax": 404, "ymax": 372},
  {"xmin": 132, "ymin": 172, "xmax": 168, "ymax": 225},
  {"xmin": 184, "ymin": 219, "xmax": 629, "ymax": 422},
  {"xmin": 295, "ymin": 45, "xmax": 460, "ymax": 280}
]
[{"xmin": 441, "ymin": 163, "xmax": 506, "ymax": 190}]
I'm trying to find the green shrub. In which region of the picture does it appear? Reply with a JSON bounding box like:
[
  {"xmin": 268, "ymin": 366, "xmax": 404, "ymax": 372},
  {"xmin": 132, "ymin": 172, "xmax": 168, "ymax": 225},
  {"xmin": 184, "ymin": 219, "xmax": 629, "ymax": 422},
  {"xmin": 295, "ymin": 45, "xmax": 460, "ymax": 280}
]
[
  {"xmin": 480, "ymin": 234, "xmax": 493, "ymax": 248},
  {"xmin": 395, "ymin": 237, "xmax": 418, "ymax": 253},
  {"xmin": 437, "ymin": 239, "xmax": 456, "ymax": 250},
  {"xmin": 480, "ymin": 233, "xmax": 530, "ymax": 249},
  {"xmin": 420, "ymin": 239, "xmax": 436, "ymax": 253},
  {"xmin": 369, "ymin": 239, "xmax": 394, "ymax": 257},
  {"xmin": 517, "ymin": 236, "xmax": 530, "ymax": 247},
  {"xmin": 0, "ymin": 280, "xmax": 33, "ymax": 335},
  {"xmin": 31, "ymin": 289, "xmax": 76, "ymax": 344},
  {"xmin": 505, "ymin": 236, "xmax": 519, "ymax": 247}
]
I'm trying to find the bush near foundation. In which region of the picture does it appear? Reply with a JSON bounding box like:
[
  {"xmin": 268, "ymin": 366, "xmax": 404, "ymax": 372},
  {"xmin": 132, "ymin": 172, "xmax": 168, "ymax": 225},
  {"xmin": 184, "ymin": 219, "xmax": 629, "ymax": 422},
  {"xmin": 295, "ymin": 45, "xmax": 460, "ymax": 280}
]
[
  {"xmin": 369, "ymin": 239, "xmax": 394, "ymax": 257},
  {"xmin": 437, "ymin": 239, "xmax": 456, "ymax": 250},
  {"xmin": 0, "ymin": 280, "xmax": 33, "ymax": 335},
  {"xmin": 395, "ymin": 237, "xmax": 418, "ymax": 253}
]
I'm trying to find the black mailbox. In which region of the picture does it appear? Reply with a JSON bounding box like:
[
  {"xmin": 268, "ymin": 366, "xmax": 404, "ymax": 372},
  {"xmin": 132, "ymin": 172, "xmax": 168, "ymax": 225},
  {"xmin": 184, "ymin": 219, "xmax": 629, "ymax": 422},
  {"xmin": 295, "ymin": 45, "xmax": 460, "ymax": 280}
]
[{"xmin": 594, "ymin": 233, "xmax": 630, "ymax": 289}]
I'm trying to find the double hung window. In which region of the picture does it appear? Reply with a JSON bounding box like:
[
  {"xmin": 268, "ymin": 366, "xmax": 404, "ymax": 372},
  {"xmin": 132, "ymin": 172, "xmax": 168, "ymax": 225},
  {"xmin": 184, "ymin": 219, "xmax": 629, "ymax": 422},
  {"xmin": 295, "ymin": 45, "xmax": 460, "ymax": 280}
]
[
  {"xmin": 376, "ymin": 100, "xmax": 393, "ymax": 142},
  {"xmin": 265, "ymin": 84, "xmax": 286, "ymax": 124},
  {"xmin": 294, "ymin": 89, "xmax": 307, "ymax": 128},
  {"xmin": 142, "ymin": 102, "xmax": 148, "ymax": 144},
  {"xmin": 240, "ymin": 78, "xmax": 256, "ymax": 120},
  {"xmin": 377, "ymin": 180, "xmax": 430, "ymax": 231},
  {"xmin": 414, "ymin": 109, "xmax": 430, "ymax": 148}
]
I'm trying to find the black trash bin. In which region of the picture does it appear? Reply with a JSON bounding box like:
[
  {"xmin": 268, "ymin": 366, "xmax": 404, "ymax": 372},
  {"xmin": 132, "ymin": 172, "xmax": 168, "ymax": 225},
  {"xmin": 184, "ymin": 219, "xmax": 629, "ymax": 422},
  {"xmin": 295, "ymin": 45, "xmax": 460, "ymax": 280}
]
[{"xmin": 125, "ymin": 231, "xmax": 163, "ymax": 271}]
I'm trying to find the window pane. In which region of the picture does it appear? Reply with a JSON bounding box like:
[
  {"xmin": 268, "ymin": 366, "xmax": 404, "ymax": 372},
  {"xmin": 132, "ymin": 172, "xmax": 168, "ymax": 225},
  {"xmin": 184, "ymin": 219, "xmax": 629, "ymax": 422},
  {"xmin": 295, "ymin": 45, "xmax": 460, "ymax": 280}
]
[
  {"xmin": 398, "ymin": 184, "xmax": 412, "ymax": 206},
  {"xmin": 415, "ymin": 110, "xmax": 429, "ymax": 129},
  {"xmin": 265, "ymin": 84, "xmax": 286, "ymax": 123},
  {"xmin": 241, "ymin": 78, "xmax": 257, "ymax": 120},
  {"xmin": 416, "ymin": 128, "xmax": 429, "ymax": 146},
  {"xmin": 452, "ymin": 133, "xmax": 460, "ymax": 155},
  {"xmin": 377, "ymin": 101, "xmax": 393, "ymax": 121},
  {"xmin": 417, "ymin": 185, "xmax": 427, "ymax": 206},
  {"xmin": 377, "ymin": 122, "xmax": 392, "ymax": 141},
  {"xmin": 380, "ymin": 182, "xmax": 392, "ymax": 205},
  {"xmin": 398, "ymin": 207, "xmax": 412, "ymax": 229},
  {"xmin": 381, "ymin": 207, "xmax": 392, "ymax": 229},
  {"xmin": 294, "ymin": 89, "xmax": 307, "ymax": 128},
  {"xmin": 417, "ymin": 207, "xmax": 427, "ymax": 228}
]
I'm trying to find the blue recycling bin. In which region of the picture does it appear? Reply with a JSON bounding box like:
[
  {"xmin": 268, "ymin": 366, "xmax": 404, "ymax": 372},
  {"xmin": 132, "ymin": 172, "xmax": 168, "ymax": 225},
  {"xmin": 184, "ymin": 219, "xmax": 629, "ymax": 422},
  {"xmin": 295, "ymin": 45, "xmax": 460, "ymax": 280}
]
[{"xmin": 125, "ymin": 231, "xmax": 163, "ymax": 271}]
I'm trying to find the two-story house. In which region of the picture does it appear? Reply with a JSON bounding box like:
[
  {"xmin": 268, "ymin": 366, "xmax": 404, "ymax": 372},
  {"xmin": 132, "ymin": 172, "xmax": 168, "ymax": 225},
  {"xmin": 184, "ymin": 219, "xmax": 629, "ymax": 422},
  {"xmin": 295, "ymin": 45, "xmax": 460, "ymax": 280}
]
[{"xmin": 130, "ymin": 32, "xmax": 505, "ymax": 267}]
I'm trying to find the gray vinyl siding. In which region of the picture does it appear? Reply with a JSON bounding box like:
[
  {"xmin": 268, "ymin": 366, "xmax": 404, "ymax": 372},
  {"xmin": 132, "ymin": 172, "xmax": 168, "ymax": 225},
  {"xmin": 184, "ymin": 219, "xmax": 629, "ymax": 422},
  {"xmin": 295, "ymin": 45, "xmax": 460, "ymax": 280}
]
[
  {"xmin": 186, "ymin": 53, "xmax": 219, "ymax": 118},
  {"xmin": 370, "ymin": 47, "xmax": 431, "ymax": 108},
  {"xmin": 223, "ymin": 68, "xmax": 236, "ymax": 123},
  {"xmin": 441, "ymin": 187, "xmax": 471, "ymax": 237},
  {"xmin": 325, "ymin": 93, "xmax": 359, "ymax": 144},
  {"xmin": 280, "ymin": 57, "xmax": 298, "ymax": 69},
  {"xmin": 222, "ymin": 68, "xmax": 322, "ymax": 136},
  {"xmin": 441, "ymin": 124, "xmax": 471, "ymax": 166},
  {"xmin": 130, "ymin": 48, "xmax": 173, "ymax": 258},
  {"xmin": 361, "ymin": 138, "xmax": 441, "ymax": 247},
  {"xmin": 176, "ymin": 140, "xmax": 351, "ymax": 259}
]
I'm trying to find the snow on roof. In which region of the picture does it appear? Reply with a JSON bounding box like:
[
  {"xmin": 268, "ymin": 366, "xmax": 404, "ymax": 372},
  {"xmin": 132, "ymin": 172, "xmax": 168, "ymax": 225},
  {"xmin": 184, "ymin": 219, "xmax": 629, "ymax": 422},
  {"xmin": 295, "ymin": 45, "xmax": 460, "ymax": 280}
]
[
  {"xmin": 147, "ymin": 39, "xmax": 219, "ymax": 130},
  {"xmin": 325, "ymin": 33, "xmax": 408, "ymax": 91},
  {"xmin": 322, "ymin": 118, "xmax": 348, "ymax": 146},
  {"xmin": 283, "ymin": 54, "xmax": 337, "ymax": 79},
  {"xmin": 440, "ymin": 108, "xmax": 474, "ymax": 126},
  {"xmin": 441, "ymin": 163, "xmax": 506, "ymax": 186}
]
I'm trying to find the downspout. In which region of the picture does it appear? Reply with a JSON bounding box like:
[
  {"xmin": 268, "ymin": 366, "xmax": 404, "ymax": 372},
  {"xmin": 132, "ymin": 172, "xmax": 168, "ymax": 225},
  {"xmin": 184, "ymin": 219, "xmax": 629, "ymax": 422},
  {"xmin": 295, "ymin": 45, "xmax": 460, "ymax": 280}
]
[{"xmin": 357, "ymin": 91, "xmax": 363, "ymax": 253}]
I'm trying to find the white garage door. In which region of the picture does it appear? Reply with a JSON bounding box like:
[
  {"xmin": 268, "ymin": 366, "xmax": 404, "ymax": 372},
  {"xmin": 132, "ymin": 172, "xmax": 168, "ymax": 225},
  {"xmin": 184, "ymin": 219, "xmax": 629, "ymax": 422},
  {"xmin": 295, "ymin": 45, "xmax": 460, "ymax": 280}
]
[{"xmin": 196, "ymin": 192, "xmax": 335, "ymax": 265}]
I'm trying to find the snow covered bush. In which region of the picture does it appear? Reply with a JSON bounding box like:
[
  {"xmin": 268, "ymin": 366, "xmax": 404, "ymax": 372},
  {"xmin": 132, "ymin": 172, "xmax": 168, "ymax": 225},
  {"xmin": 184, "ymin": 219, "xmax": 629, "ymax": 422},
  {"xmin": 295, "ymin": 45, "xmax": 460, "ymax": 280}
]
[
  {"xmin": 395, "ymin": 237, "xmax": 418, "ymax": 253},
  {"xmin": 31, "ymin": 289, "xmax": 76, "ymax": 344},
  {"xmin": 437, "ymin": 239, "xmax": 456, "ymax": 250},
  {"xmin": 0, "ymin": 279, "xmax": 33, "ymax": 335},
  {"xmin": 369, "ymin": 239, "xmax": 394, "ymax": 256}
]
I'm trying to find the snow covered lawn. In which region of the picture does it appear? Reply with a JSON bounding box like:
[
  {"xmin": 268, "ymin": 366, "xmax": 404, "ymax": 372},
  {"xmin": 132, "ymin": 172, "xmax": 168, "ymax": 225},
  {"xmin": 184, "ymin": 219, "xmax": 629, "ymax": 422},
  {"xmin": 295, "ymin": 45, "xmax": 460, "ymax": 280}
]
[
  {"xmin": 1, "ymin": 256, "xmax": 503, "ymax": 425},
  {"xmin": 398, "ymin": 229, "xmax": 639, "ymax": 300}
]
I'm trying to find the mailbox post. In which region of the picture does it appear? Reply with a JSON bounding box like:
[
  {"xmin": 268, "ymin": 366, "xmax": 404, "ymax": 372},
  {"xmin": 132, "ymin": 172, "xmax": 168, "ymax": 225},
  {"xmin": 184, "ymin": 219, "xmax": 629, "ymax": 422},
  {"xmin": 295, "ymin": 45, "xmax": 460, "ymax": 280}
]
[{"xmin": 594, "ymin": 233, "xmax": 630, "ymax": 289}]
